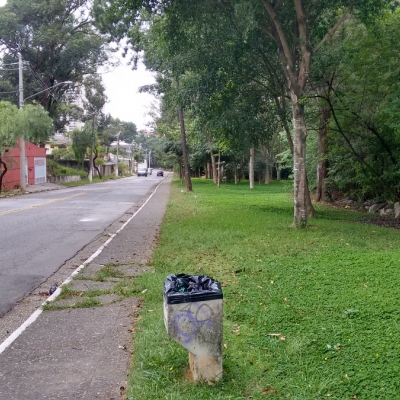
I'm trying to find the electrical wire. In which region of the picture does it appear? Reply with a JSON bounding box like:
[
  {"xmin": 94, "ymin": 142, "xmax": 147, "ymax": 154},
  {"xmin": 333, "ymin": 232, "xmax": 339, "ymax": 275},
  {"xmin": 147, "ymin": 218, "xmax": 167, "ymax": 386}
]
[{"xmin": 28, "ymin": 63, "xmax": 47, "ymax": 90}]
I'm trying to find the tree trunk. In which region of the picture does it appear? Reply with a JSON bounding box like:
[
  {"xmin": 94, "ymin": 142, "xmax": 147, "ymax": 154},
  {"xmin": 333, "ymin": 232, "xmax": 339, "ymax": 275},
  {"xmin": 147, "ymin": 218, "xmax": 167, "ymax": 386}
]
[
  {"xmin": 205, "ymin": 132, "xmax": 217, "ymax": 183},
  {"xmin": 0, "ymin": 156, "xmax": 7, "ymax": 193},
  {"xmin": 93, "ymin": 148, "xmax": 102, "ymax": 179},
  {"xmin": 275, "ymin": 134, "xmax": 282, "ymax": 181},
  {"xmin": 211, "ymin": 153, "xmax": 217, "ymax": 183},
  {"xmin": 276, "ymin": 165, "xmax": 281, "ymax": 180},
  {"xmin": 179, "ymin": 163, "xmax": 184, "ymax": 183},
  {"xmin": 249, "ymin": 146, "xmax": 255, "ymax": 189},
  {"xmin": 217, "ymin": 151, "xmax": 221, "ymax": 188},
  {"xmin": 234, "ymin": 162, "xmax": 238, "ymax": 185},
  {"xmin": 316, "ymin": 105, "xmax": 330, "ymax": 202},
  {"xmin": 177, "ymin": 107, "xmax": 192, "ymax": 192},
  {"xmin": 206, "ymin": 162, "xmax": 211, "ymax": 179},
  {"xmin": 262, "ymin": 145, "xmax": 271, "ymax": 184},
  {"xmin": 291, "ymin": 99, "xmax": 308, "ymax": 227}
]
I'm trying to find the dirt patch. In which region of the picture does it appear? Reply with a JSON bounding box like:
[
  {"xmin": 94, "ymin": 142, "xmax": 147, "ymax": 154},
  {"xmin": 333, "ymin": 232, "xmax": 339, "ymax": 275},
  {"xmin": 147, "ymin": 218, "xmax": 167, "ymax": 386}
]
[
  {"xmin": 358, "ymin": 215, "xmax": 400, "ymax": 230},
  {"xmin": 326, "ymin": 199, "xmax": 400, "ymax": 230}
]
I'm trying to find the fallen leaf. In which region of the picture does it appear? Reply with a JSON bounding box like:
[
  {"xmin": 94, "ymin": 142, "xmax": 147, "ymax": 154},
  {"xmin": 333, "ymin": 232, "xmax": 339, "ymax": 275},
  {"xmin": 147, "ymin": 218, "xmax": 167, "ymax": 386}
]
[
  {"xmin": 345, "ymin": 374, "xmax": 349, "ymax": 380},
  {"xmin": 261, "ymin": 388, "xmax": 277, "ymax": 394},
  {"xmin": 268, "ymin": 333, "xmax": 286, "ymax": 340}
]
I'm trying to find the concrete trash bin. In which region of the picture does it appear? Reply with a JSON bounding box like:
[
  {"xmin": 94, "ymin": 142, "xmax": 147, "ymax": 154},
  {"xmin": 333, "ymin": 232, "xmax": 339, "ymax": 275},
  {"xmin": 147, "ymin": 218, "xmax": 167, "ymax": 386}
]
[{"xmin": 163, "ymin": 274, "xmax": 223, "ymax": 382}]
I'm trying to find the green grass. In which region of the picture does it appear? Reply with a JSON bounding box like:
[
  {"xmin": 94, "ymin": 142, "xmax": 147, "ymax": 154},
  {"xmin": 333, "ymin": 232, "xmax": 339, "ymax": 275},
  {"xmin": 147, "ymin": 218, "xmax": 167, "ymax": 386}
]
[
  {"xmin": 93, "ymin": 264, "xmax": 126, "ymax": 281},
  {"xmin": 126, "ymin": 179, "xmax": 400, "ymax": 400}
]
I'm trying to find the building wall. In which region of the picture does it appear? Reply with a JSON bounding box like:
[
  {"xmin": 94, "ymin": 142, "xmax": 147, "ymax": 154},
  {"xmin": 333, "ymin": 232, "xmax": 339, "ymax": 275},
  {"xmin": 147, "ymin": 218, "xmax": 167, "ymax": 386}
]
[{"xmin": 1, "ymin": 141, "xmax": 46, "ymax": 190}]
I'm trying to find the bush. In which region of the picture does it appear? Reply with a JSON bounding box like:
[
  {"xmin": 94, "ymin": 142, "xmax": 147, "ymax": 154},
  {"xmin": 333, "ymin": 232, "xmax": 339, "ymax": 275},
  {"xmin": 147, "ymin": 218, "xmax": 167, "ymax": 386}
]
[{"xmin": 47, "ymin": 159, "xmax": 87, "ymax": 178}]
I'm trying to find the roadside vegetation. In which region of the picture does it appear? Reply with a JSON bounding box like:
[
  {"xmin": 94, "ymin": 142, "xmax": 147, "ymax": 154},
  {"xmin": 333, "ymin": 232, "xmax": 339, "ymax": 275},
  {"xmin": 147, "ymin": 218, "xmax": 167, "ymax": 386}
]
[
  {"xmin": 46, "ymin": 159, "xmax": 88, "ymax": 178},
  {"xmin": 126, "ymin": 178, "xmax": 400, "ymax": 399}
]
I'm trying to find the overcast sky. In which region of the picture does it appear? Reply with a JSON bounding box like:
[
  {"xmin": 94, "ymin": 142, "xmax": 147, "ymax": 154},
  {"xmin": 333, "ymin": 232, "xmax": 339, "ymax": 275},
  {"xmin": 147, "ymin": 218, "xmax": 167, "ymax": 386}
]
[
  {"xmin": 100, "ymin": 61, "xmax": 158, "ymax": 131},
  {"xmin": 0, "ymin": 0, "xmax": 158, "ymax": 131}
]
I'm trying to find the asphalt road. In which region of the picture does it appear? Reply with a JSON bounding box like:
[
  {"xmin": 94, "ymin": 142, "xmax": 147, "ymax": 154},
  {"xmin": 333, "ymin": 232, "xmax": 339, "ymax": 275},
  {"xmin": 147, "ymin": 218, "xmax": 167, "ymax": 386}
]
[{"xmin": 0, "ymin": 173, "xmax": 164, "ymax": 317}]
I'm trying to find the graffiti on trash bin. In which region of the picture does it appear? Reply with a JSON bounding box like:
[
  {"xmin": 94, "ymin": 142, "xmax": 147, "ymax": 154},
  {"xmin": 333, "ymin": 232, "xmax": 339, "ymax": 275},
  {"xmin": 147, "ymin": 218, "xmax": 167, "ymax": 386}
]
[{"xmin": 173, "ymin": 302, "xmax": 214, "ymax": 344}]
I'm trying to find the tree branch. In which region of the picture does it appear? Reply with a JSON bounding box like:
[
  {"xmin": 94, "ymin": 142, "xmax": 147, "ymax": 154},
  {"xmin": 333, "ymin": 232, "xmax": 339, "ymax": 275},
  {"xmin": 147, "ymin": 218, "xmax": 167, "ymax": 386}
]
[
  {"xmin": 313, "ymin": 0, "xmax": 356, "ymax": 53},
  {"xmin": 262, "ymin": 0, "xmax": 294, "ymax": 72}
]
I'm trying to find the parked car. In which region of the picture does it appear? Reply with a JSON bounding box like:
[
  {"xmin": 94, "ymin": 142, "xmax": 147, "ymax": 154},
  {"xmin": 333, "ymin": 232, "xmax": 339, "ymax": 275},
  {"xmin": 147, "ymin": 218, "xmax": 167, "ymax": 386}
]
[
  {"xmin": 157, "ymin": 170, "xmax": 164, "ymax": 177},
  {"xmin": 137, "ymin": 168, "xmax": 147, "ymax": 177}
]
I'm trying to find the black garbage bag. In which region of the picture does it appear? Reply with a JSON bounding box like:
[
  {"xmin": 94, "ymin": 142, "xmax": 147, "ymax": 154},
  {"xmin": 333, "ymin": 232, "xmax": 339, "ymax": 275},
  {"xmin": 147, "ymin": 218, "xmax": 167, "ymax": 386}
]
[{"xmin": 164, "ymin": 274, "xmax": 223, "ymax": 304}]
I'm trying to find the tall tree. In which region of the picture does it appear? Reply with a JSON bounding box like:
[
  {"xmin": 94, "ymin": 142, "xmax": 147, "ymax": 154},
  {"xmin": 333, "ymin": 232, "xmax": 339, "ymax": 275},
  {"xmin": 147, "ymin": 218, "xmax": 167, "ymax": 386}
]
[
  {"xmin": 83, "ymin": 74, "xmax": 107, "ymax": 180},
  {"xmin": 0, "ymin": 0, "xmax": 109, "ymax": 130}
]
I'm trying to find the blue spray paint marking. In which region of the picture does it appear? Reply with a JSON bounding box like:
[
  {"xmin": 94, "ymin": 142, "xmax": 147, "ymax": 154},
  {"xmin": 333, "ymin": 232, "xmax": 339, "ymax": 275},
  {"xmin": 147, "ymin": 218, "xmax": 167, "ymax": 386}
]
[{"xmin": 173, "ymin": 302, "xmax": 214, "ymax": 344}]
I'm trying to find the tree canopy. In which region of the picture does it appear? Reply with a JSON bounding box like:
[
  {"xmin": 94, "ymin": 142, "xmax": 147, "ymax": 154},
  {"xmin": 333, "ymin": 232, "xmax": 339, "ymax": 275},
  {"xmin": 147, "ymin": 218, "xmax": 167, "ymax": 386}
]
[{"xmin": 0, "ymin": 0, "xmax": 109, "ymax": 129}]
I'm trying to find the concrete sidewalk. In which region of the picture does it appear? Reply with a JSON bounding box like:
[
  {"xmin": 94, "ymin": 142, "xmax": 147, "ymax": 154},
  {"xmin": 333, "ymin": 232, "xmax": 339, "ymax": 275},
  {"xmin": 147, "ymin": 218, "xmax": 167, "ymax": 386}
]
[
  {"xmin": 0, "ymin": 176, "xmax": 171, "ymax": 399},
  {"xmin": 0, "ymin": 182, "xmax": 65, "ymax": 198}
]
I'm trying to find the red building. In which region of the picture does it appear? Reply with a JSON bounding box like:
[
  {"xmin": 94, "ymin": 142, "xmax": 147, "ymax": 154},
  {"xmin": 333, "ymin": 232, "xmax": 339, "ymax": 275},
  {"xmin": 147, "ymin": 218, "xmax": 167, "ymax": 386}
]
[{"xmin": 1, "ymin": 140, "xmax": 47, "ymax": 190}]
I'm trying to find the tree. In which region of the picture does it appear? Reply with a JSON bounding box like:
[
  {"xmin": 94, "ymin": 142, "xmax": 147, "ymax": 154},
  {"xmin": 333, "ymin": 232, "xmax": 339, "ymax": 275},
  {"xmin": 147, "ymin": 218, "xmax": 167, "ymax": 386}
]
[
  {"xmin": 83, "ymin": 74, "xmax": 107, "ymax": 180},
  {"xmin": 319, "ymin": 10, "xmax": 400, "ymax": 202},
  {"xmin": 0, "ymin": 0, "xmax": 109, "ymax": 129},
  {"xmin": 141, "ymin": 17, "xmax": 193, "ymax": 191},
  {"xmin": 71, "ymin": 124, "xmax": 91, "ymax": 166},
  {"xmin": 0, "ymin": 100, "xmax": 53, "ymax": 191}
]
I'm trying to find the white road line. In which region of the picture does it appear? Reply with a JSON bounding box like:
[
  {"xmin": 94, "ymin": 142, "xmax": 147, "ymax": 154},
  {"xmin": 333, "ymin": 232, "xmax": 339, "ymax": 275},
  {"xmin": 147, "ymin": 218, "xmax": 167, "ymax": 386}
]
[{"xmin": 0, "ymin": 180, "xmax": 164, "ymax": 355}]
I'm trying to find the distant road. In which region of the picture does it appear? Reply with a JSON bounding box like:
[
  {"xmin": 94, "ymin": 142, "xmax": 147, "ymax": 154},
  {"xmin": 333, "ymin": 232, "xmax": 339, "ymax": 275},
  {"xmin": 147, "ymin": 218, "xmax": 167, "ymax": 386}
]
[{"xmin": 0, "ymin": 173, "xmax": 163, "ymax": 317}]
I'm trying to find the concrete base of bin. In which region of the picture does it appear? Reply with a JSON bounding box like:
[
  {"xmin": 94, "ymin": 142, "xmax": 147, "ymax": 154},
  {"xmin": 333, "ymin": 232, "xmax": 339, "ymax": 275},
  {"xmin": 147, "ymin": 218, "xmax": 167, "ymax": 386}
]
[
  {"xmin": 163, "ymin": 298, "xmax": 223, "ymax": 382},
  {"xmin": 189, "ymin": 352, "xmax": 223, "ymax": 383}
]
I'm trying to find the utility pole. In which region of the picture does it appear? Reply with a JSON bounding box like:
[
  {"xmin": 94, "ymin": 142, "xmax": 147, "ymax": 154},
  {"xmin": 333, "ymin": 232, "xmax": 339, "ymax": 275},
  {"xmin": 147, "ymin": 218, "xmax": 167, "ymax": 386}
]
[
  {"xmin": 130, "ymin": 140, "xmax": 135, "ymax": 174},
  {"xmin": 115, "ymin": 131, "xmax": 120, "ymax": 177},
  {"xmin": 19, "ymin": 53, "xmax": 26, "ymax": 192},
  {"xmin": 88, "ymin": 116, "xmax": 95, "ymax": 182}
]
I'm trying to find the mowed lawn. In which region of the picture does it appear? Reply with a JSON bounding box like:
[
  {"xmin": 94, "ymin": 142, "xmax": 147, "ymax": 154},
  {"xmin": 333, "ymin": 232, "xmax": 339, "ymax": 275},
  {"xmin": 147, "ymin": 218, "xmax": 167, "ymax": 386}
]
[{"xmin": 127, "ymin": 179, "xmax": 400, "ymax": 400}]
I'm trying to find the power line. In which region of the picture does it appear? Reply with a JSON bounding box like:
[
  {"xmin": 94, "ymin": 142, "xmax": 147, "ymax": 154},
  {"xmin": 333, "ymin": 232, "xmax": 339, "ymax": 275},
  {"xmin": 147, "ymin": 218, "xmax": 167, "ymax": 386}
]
[{"xmin": 28, "ymin": 63, "xmax": 47, "ymax": 89}]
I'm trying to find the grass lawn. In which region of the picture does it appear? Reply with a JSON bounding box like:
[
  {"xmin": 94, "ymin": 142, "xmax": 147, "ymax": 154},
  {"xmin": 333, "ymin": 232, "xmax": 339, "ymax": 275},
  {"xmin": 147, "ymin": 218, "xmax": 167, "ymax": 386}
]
[{"xmin": 126, "ymin": 179, "xmax": 400, "ymax": 399}]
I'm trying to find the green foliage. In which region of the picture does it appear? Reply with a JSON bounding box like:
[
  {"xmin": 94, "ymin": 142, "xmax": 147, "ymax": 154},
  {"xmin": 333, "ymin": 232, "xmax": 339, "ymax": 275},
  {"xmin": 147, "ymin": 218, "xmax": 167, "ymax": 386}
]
[
  {"xmin": 83, "ymin": 75, "xmax": 107, "ymax": 115},
  {"xmin": 46, "ymin": 159, "xmax": 87, "ymax": 177},
  {"xmin": 312, "ymin": 10, "xmax": 400, "ymax": 201},
  {"xmin": 0, "ymin": 100, "xmax": 53, "ymax": 153},
  {"xmin": 20, "ymin": 103, "xmax": 54, "ymax": 142},
  {"xmin": 127, "ymin": 178, "xmax": 400, "ymax": 399},
  {"xmin": 51, "ymin": 146, "xmax": 76, "ymax": 161},
  {"xmin": 71, "ymin": 126, "xmax": 92, "ymax": 165},
  {"xmin": 0, "ymin": 0, "xmax": 109, "ymax": 128},
  {"xmin": 0, "ymin": 101, "xmax": 19, "ymax": 152}
]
